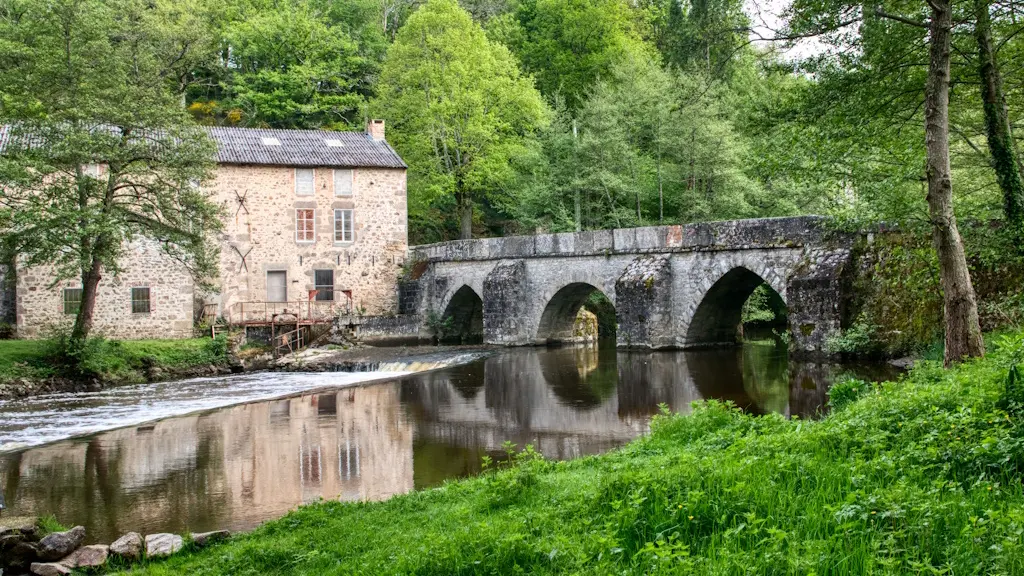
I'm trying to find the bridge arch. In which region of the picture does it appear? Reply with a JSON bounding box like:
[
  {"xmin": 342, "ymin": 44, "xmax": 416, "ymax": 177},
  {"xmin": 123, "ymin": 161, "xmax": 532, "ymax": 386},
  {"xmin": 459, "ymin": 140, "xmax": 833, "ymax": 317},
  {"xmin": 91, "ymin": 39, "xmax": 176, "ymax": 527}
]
[
  {"xmin": 439, "ymin": 285, "xmax": 483, "ymax": 343},
  {"xmin": 536, "ymin": 282, "xmax": 615, "ymax": 344},
  {"xmin": 685, "ymin": 266, "xmax": 787, "ymax": 347}
]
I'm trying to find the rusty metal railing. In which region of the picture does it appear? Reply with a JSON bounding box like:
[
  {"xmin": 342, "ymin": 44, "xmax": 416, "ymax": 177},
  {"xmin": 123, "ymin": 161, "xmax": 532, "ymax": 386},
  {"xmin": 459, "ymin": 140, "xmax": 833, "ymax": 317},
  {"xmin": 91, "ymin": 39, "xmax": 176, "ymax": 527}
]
[{"xmin": 224, "ymin": 300, "xmax": 350, "ymax": 326}]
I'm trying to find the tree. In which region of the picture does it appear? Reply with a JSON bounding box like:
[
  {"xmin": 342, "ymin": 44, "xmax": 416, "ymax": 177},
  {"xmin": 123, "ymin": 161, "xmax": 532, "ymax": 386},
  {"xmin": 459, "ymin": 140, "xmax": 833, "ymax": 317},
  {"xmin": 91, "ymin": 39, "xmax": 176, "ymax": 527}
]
[
  {"xmin": 373, "ymin": 0, "xmax": 548, "ymax": 240},
  {"xmin": 495, "ymin": 0, "xmax": 639, "ymax": 112},
  {"xmin": 0, "ymin": 0, "xmax": 222, "ymax": 346},
  {"xmin": 973, "ymin": 0, "xmax": 1024, "ymax": 232},
  {"xmin": 786, "ymin": 0, "xmax": 985, "ymax": 364},
  {"xmin": 185, "ymin": 1, "xmax": 374, "ymax": 129}
]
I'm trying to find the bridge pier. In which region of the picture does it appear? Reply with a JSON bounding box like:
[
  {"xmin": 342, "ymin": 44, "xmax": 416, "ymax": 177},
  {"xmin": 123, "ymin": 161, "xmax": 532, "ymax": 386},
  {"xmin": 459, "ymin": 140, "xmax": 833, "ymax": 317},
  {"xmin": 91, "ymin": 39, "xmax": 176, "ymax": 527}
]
[
  {"xmin": 482, "ymin": 260, "xmax": 530, "ymax": 345},
  {"xmin": 615, "ymin": 255, "xmax": 675, "ymax": 349}
]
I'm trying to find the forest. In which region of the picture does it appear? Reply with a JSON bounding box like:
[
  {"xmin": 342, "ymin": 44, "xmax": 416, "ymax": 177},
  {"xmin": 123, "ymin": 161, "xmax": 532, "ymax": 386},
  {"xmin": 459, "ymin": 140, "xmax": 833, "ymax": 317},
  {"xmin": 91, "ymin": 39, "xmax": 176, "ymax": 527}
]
[
  {"xmin": 146, "ymin": 0, "xmax": 1024, "ymax": 245},
  {"xmin": 2, "ymin": 0, "xmax": 1024, "ymax": 361}
]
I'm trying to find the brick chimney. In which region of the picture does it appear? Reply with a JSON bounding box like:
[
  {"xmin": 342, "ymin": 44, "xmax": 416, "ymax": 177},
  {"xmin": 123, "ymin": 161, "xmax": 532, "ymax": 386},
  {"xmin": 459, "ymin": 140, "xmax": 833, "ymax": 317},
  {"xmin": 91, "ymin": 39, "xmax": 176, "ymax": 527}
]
[{"xmin": 366, "ymin": 119, "xmax": 385, "ymax": 142}]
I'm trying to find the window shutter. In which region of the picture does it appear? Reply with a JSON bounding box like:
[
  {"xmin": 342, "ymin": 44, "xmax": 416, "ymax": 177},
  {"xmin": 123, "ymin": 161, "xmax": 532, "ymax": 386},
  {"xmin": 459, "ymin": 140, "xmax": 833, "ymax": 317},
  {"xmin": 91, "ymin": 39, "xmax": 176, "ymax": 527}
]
[{"xmin": 296, "ymin": 168, "xmax": 315, "ymax": 195}]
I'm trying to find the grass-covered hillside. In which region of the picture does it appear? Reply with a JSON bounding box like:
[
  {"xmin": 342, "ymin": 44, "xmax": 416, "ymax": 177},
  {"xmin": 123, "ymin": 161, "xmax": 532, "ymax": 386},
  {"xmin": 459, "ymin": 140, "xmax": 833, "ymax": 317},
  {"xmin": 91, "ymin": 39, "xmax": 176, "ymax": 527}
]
[{"xmin": 120, "ymin": 332, "xmax": 1024, "ymax": 575}]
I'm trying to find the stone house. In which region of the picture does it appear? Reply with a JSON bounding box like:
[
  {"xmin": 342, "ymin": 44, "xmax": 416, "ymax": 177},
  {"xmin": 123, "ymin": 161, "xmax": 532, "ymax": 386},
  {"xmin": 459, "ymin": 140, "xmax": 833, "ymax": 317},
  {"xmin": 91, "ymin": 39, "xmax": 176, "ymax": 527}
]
[{"xmin": 6, "ymin": 121, "xmax": 408, "ymax": 339}]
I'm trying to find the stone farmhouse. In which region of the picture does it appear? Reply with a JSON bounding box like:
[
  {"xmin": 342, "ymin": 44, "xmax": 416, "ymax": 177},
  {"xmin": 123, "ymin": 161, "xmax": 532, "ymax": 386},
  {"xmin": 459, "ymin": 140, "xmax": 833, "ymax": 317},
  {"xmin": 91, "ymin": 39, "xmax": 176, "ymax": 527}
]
[{"xmin": 3, "ymin": 121, "xmax": 408, "ymax": 339}]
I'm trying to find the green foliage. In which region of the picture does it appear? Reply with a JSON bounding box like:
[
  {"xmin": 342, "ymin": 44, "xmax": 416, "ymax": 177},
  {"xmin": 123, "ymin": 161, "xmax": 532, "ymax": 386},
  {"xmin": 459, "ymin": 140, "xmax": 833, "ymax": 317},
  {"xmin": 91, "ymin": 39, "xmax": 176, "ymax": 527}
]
[
  {"xmin": 0, "ymin": 0, "xmax": 223, "ymax": 343},
  {"xmin": 840, "ymin": 225, "xmax": 1024, "ymax": 357},
  {"xmin": 373, "ymin": 0, "xmax": 549, "ymax": 242},
  {"xmin": 36, "ymin": 515, "xmax": 68, "ymax": 536},
  {"xmin": 825, "ymin": 321, "xmax": 885, "ymax": 356},
  {"xmin": 0, "ymin": 336, "xmax": 229, "ymax": 383},
  {"xmin": 118, "ymin": 330, "xmax": 1024, "ymax": 575},
  {"xmin": 188, "ymin": 1, "xmax": 374, "ymax": 129},
  {"xmin": 826, "ymin": 377, "xmax": 871, "ymax": 412},
  {"xmin": 495, "ymin": 0, "xmax": 640, "ymax": 113},
  {"xmin": 741, "ymin": 284, "xmax": 786, "ymax": 326}
]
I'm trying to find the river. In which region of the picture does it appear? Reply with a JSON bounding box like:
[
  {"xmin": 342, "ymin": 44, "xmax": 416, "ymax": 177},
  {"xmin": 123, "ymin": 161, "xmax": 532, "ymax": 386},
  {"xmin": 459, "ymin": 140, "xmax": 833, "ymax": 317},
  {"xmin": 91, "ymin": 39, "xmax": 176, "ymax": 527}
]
[{"xmin": 0, "ymin": 342, "xmax": 897, "ymax": 543}]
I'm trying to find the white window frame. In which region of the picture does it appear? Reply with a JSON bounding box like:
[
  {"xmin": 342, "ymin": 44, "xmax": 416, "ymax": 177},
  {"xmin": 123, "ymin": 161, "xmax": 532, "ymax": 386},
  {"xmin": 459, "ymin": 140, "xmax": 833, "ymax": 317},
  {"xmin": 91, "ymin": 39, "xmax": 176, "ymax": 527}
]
[
  {"xmin": 334, "ymin": 209, "xmax": 354, "ymax": 243},
  {"xmin": 333, "ymin": 169, "xmax": 353, "ymax": 197},
  {"xmin": 296, "ymin": 208, "xmax": 316, "ymax": 243},
  {"xmin": 295, "ymin": 168, "xmax": 315, "ymax": 196}
]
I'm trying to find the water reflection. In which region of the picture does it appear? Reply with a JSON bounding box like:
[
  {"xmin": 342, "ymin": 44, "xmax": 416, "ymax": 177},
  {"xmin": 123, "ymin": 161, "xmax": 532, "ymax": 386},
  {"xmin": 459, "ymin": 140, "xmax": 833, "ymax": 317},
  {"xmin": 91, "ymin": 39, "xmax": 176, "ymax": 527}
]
[{"xmin": 0, "ymin": 343, "xmax": 896, "ymax": 543}]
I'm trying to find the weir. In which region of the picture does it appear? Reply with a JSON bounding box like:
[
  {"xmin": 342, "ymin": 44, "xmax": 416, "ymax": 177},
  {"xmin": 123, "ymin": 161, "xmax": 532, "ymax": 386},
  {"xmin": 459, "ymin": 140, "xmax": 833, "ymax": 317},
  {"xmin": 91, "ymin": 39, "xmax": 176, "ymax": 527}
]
[{"xmin": 394, "ymin": 216, "xmax": 855, "ymax": 357}]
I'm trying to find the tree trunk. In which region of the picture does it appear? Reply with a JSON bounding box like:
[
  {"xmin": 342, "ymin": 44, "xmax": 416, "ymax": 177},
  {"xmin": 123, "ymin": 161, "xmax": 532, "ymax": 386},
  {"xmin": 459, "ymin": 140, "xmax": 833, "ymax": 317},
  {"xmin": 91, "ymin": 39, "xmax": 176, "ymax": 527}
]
[
  {"xmin": 457, "ymin": 186, "xmax": 472, "ymax": 240},
  {"xmin": 71, "ymin": 256, "xmax": 103, "ymax": 342},
  {"xmin": 926, "ymin": 0, "xmax": 985, "ymax": 365},
  {"xmin": 974, "ymin": 0, "xmax": 1024, "ymax": 230}
]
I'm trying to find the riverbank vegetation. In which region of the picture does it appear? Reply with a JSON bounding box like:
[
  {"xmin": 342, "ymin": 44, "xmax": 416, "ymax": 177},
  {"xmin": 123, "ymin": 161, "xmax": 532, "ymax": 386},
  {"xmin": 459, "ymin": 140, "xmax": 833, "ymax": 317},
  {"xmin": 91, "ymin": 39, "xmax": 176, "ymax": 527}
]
[
  {"xmin": 114, "ymin": 330, "xmax": 1024, "ymax": 575},
  {"xmin": 0, "ymin": 336, "xmax": 229, "ymax": 396}
]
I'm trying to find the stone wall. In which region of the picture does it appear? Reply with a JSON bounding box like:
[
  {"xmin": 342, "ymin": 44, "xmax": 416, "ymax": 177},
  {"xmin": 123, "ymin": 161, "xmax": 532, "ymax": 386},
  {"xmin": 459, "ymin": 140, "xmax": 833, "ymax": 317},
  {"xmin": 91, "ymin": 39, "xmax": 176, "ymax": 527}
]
[
  {"xmin": 407, "ymin": 216, "xmax": 855, "ymax": 357},
  {"xmin": 355, "ymin": 315, "xmax": 424, "ymax": 344},
  {"xmin": 209, "ymin": 165, "xmax": 407, "ymax": 319},
  {"xmin": 15, "ymin": 240, "xmax": 195, "ymax": 339}
]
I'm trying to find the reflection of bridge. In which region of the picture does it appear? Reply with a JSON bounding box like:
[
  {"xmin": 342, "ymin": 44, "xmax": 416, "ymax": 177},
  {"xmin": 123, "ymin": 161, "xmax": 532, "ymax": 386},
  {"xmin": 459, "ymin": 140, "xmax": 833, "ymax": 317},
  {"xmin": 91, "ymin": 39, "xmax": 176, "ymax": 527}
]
[
  {"xmin": 400, "ymin": 347, "xmax": 836, "ymax": 460},
  {"xmin": 404, "ymin": 217, "xmax": 852, "ymax": 356}
]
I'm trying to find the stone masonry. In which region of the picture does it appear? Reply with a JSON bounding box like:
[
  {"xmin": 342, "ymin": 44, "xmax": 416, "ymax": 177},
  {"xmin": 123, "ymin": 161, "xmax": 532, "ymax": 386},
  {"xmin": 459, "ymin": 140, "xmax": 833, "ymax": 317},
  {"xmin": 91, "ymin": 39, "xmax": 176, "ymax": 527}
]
[
  {"xmin": 208, "ymin": 165, "xmax": 407, "ymax": 318},
  {"xmin": 10, "ymin": 123, "xmax": 408, "ymax": 339},
  {"xmin": 15, "ymin": 240, "xmax": 195, "ymax": 339},
  {"xmin": 404, "ymin": 216, "xmax": 854, "ymax": 357}
]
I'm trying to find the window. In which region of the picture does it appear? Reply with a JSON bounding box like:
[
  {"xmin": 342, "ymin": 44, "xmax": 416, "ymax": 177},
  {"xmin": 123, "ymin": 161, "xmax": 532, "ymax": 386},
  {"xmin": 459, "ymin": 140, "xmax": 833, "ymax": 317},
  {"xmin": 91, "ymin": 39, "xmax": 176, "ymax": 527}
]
[
  {"xmin": 267, "ymin": 271, "xmax": 287, "ymax": 302},
  {"xmin": 296, "ymin": 209, "xmax": 315, "ymax": 242},
  {"xmin": 334, "ymin": 209, "xmax": 353, "ymax": 243},
  {"xmin": 334, "ymin": 169, "xmax": 353, "ymax": 196},
  {"xmin": 261, "ymin": 137, "xmax": 281, "ymax": 146},
  {"xmin": 63, "ymin": 288, "xmax": 82, "ymax": 315},
  {"xmin": 131, "ymin": 287, "xmax": 151, "ymax": 314},
  {"xmin": 314, "ymin": 270, "xmax": 334, "ymax": 301},
  {"xmin": 82, "ymin": 164, "xmax": 101, "ymax": 179},
  {"xmin": 295, "ymin": 168, "xmax": 315, "ymax": 195},
  {"xmin": 324, "ymin": 139, "xmax": 344, "ymax": 148}
]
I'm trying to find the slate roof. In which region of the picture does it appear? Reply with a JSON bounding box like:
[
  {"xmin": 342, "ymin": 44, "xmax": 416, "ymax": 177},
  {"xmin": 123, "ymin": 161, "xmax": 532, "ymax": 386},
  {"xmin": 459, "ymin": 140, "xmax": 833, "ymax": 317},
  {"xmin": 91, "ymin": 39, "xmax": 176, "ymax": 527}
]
[
  {"xmin": 0, "ymin": 125, "xmax": 407, "ymax": 169},
  {"xmin": 207, "ymin": 127, "xmax": 406, "ymax": 169}
]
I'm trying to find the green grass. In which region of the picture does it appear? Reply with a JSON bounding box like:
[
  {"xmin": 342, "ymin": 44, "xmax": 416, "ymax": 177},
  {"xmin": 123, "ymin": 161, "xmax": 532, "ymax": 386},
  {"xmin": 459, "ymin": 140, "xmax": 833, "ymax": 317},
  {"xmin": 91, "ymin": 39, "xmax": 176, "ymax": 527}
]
[
  {"xmin": 115, "ymin": 331, "xmax": 1024, "ymax": 575},
  {"xmin": 0, "ymin": 339, "xmax": 54, "ymax": 380},
  {"xmin": 0, "ymin": 336, "xmax": 228, "ymax": 384}
]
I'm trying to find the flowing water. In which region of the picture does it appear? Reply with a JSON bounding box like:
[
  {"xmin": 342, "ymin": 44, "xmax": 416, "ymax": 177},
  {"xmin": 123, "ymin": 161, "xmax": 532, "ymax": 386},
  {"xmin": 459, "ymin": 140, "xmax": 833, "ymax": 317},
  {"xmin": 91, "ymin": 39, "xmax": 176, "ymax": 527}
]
[{"xmin": 0, "ymin": 343, "xmax": 897, "ymax": 543}]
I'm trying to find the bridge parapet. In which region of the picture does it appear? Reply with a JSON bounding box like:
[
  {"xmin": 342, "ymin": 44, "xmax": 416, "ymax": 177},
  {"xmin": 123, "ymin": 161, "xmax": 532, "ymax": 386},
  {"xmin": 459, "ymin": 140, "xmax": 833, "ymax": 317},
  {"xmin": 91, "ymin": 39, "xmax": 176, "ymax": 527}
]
[{"xmin": 410, "ymin": 216, "xmax": 841, "ymax": 263}]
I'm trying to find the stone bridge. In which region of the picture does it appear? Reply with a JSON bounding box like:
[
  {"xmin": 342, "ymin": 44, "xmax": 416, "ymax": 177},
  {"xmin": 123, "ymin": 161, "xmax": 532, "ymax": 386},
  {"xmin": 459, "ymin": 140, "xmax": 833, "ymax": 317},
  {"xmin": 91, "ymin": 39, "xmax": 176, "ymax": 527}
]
[{"xmin": 397, "ymin": 216, "xmax": 855, "ymax": 357}]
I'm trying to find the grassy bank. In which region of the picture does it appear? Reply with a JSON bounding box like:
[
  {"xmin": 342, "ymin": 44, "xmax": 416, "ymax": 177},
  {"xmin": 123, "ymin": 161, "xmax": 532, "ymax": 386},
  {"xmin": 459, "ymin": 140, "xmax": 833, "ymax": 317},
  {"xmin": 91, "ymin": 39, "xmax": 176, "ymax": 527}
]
[
  {"xmin": 0, "ymin": 337, "xmax": 228, "ymax": 388},
  {"xmin": 116, "ymin": 332, "xmax": 1024, "ymax": 575}
]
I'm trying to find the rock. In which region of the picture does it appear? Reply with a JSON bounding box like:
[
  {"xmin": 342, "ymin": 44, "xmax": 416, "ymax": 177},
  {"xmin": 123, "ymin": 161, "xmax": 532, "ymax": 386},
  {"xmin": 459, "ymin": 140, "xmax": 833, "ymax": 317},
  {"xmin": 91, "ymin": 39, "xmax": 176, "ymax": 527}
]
[
  {"xmin": 190, "ymin": 530, "xmax": 230, "ymax": 548},
  {"xmin": 145, "ymin": 533, "xmax": 183, "ymax": 558},
  {"xmin": 36, "ymin": 526, "xmax": 85, "ymax": 562},
  {"xmin": 889, "ymin": 356, "xmax": 916, "ymax": 370},
  {"xmin": 109, "ymin": 532, "xmax": 143, "ymax": 561},
  {"xmin": 0, "ymin": 516, "xmax": 39, "ymax": 538},
  {"xmin": 59, "ymin": 544, "xmax": 108, "ymax": 569},
  {"xmin": 30, "ymin": 562, "xmax": 71, "ymax": 576},
  {"xmin": 3, "ymin": 541, "xmax": 39, "ymax": 570}
]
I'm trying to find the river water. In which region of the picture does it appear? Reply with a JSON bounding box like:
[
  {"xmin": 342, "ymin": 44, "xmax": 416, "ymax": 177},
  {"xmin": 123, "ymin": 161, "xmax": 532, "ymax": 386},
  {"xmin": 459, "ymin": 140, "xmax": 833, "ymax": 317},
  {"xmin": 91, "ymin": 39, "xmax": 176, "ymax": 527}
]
[{"xmin": 0, "ymin": 343, "xmax": 896, "ymax": 543}]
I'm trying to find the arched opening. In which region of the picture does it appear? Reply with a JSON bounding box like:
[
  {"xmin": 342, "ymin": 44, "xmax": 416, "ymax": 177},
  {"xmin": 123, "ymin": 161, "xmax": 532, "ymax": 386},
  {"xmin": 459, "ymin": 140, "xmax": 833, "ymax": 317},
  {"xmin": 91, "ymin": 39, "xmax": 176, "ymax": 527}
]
[
  {"xmin": 438, "ymin": 285, "xmax": 483, "ymax": 344},
  {"xmin": 536, "ymin": 283, "xmax": 616, "ymax": 344},
  {"xmin": 686, "ymin": 267, "xmax": 788, "ymax": 348}
]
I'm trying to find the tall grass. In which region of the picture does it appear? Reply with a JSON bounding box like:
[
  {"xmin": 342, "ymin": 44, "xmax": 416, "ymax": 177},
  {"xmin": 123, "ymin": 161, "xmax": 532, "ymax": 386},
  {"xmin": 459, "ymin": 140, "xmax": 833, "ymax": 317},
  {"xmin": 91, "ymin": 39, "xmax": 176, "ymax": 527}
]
[{"xmin": 120, "ymin": 332, "xmax": 1024, "ymax": 575}]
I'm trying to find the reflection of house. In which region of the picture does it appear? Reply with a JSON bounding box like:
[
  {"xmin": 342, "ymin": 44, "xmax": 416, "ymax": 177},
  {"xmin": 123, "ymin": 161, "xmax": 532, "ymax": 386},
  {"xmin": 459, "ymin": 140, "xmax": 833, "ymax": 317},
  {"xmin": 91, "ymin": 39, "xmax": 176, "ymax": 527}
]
[
  {"xmin": 1, "ymin": 384, "xmax": 414, "ymax": 540},
  {"xmin": 5, "ymin": 121, "xmax": 407, "ymax": 339}
]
